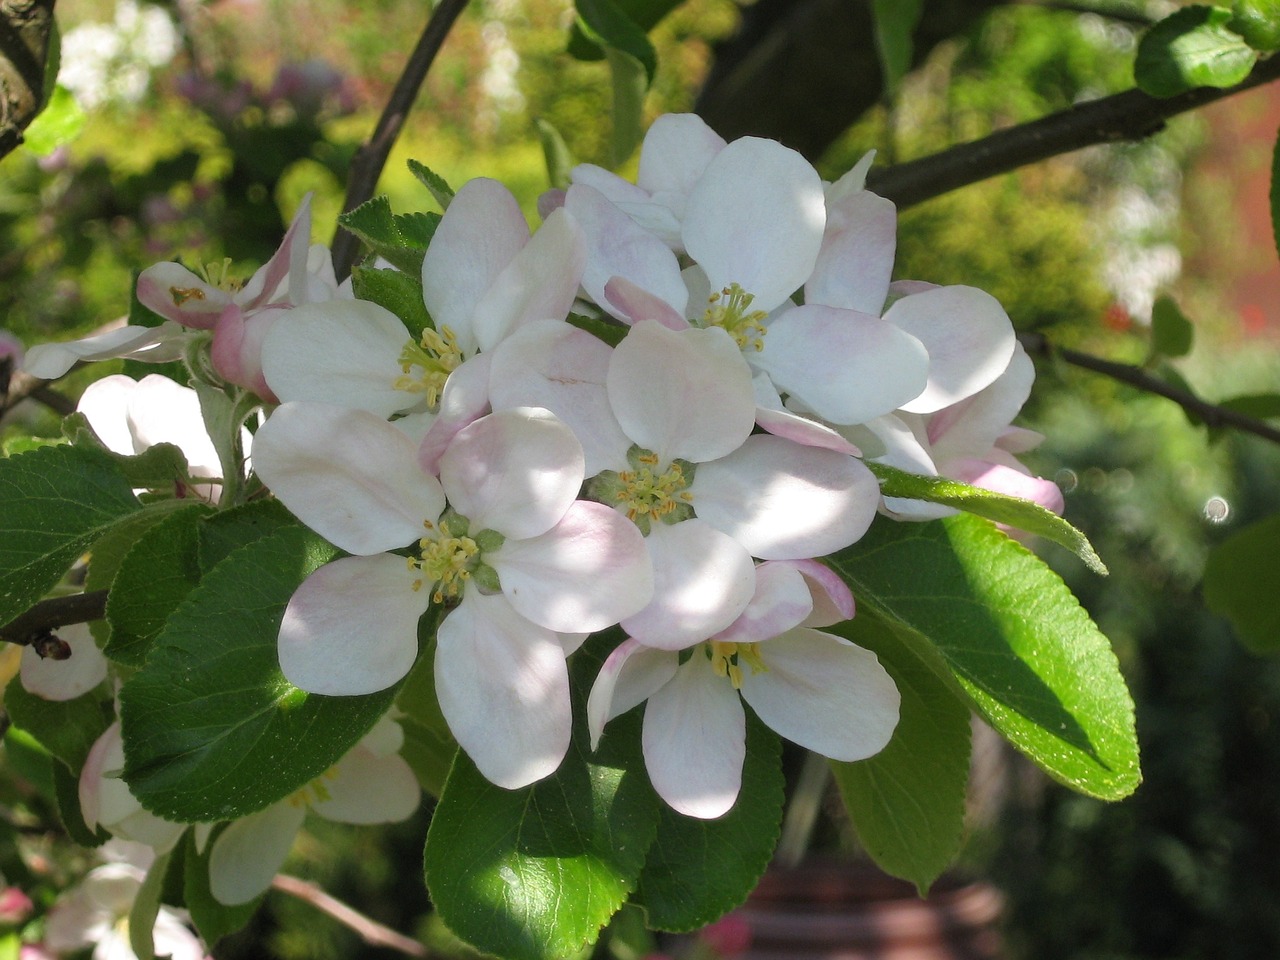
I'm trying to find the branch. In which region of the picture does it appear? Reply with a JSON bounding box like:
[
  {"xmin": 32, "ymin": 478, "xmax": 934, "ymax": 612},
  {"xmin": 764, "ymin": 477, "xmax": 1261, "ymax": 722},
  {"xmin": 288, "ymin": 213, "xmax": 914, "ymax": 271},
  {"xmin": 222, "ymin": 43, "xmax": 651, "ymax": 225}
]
[
  {"xmin": 867, "ymin": 54, "xmax": 1280, "ymax": 208},
  {"xmin": 1, "ymin": 363, "xmax": 76, "ymax": 416},
  {"xmin": 271, "ymin": 874, "xmax": 431, "ymax": 958},
  {"xmin": 330, "ymin": 0, "xmax": 471, "ymax": 281},
  {"xmin": 0, "ymin": 590, "xmax": 108, "ymax": 646},
  {"xmin": 0, "ymin": 0, "xmax": 56, "ymax": 160},
  {"xmin": 1019, "ymin": 331, "xmax": 1280, "ymax": 445}
]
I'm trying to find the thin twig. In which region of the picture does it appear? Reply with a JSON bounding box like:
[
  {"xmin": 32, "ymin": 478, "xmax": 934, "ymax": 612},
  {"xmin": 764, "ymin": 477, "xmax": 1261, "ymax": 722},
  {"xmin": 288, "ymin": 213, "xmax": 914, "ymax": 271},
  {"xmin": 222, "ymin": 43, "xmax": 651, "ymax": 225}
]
[
  {"xmin": 867, "ymin": 54, "xmax": 1280, "ymax": 209},
  {"xmin": 0, "ymin": 590, "xmax": 108, "ymax": 646},
  {"xmin": 271, "ymin": 874, "xmax": 431, "ymax": 958},
  {"xmin": 1, "ymin": 366, "xmax": 76, "ymax": 415},
  {"xmin": 330, "ymin": 0, "xmax": 471, "ymax": 281},
  {"xmin": 1019, "ymin": 331, "xmax": 1280, "ymax": 445}
]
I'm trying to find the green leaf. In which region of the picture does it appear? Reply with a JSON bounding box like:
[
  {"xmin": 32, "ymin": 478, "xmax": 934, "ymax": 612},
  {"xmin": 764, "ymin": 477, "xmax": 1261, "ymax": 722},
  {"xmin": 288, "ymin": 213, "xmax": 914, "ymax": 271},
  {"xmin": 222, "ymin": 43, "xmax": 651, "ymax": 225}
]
[
  {"xmin": 181, "ymin": 830, "xmax": 262, "ymax": 944},
  {"xmin": 408, "ymin": 159, "xmax": 456, "ymax": 210},
  {"xmin": 566, "ymin": 312, "xmax": 629, "ymax": 347},
  {"xmin": 871, "ymin": 0, "xmax": 924, "ymax": 94},
  {"xmin": 867, "ymin": 461, "xmax": 1107, "ymax": 575},
  {"xmin": 62, "ymin": 410, "xmax": 192, "ymax": 493},
  {"xmin": 827, "ymin": 614, "xmax": 971, "ymax": 893},
  {"xmin": 535, "ymin": 118, "xmax": 576, "ymax": 190},
  {"xmin": 1135, "ymin": 5, "xmax": 1257, "ymax": 97},
  {"xmin": 395, "ymin": 618, "xmax": 456, "ymax": 797},
  {"xmin": 567, "ymin": 0, "xmax": 683, "ymax": 61},
  {"xmin": 827, "ymin": 514, "xmax": 1141, "ymax": 801},
  {"xmin": 1218, "ymin": 392, "xmax": 1280, "ymax": 419},
  {"xmin": 351, "ymin": 265, "xmax": 431, "ymax": 338},
  {"xmin": 635, "ymin": 710, "xmax": 784, "ymax": 932},
  {"xmin": 1150, "ymin": 294, "xmax": 1195, "ymax": 359},
  {"xmin": 337, "ymin": 196, "xmax": 441, "ymax": 275},
  {"xmin": 574, "ymin": 0, "xmax": 659, "ymax": 85},
  {"xmin": 424, "ymin": 637, "xmax": 659, "ymax": 960},
  {"xmin": 0, "ymin": 444, "xmax": 141, "ymax": 625},
  {"xmin": 1232, "ymin": 0, "xmax": 1280, "ymax": 49},
  {"xmin": 105, "ymin": 503, "xmax": 215, "ymax": 667},
  {"xmin": 1203, "ymin": 514, "xmax": 1280, "ymax": 653},
  {"xmin": 129, "ymin": 850, "xmax": 172, "ymax": 960},
  {"xmin": 3, "ymin": 678, "xmax": 111, "ymax": 770},
  {"xmin": 196, "ymin": 498, "xmax": 298, "ymax": 572},
  {"xmin": 53, "ymin": 760, "xmax": 110, "ymax": 847},
  {"xmin": 119, "ymin": 525, "xmax": 400, "ymax": 821},
  {"xmin": 604, "ymin": 46, "xmax": 649, "ymax": 168},
  {"xmin": 21, "ymin": 84, "xmax": 85, "ymax": 156}
]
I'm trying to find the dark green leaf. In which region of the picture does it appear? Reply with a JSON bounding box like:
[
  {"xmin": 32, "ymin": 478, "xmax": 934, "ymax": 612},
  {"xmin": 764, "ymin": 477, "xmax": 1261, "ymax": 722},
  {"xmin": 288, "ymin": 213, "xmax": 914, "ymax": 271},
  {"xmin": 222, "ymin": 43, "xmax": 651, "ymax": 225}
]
[
  {"xmin": 196, "ymin": 498, "xmax": 299, "ymax": 573},
  {"xmin": 62, "ymin": 411, "xmax": 192, "ymax": 493},
  {"xmin": 408, "ymin": 159, "xmax": 456, "ymax": 210},
  {"xmin": 635, "ymin": 710, "xmax": 783, "ymax": 932},
  {"xmin": 1135, "ymin": 5, "xmax": 1257, "ymax": 97},
  {"xmin": 604, "ymin": 46, "xmax": 648, "ymax": 167},
  {"xmin": 827, "ymin": 614, "xmax": 971, "ymax": 893},
  {"xmin": 575, "ymin": 0, "xmax": 658, "ymax": 85},
  {"xmin": 181, "ymin": 830, "xmax": 262, "ymax": 944},
  {"xmin": 53, "ymin": 760, "xmax": 110, "ymax": 847},
  {"xmin": 871, "ymin": 0, "xmax": 924, "ymax": 94},
  {"xmin": 535, "ymin": 118, "xmax": 576, "ymax": 190},
  {"xmin": 351, "ymin": 266, "xmax": 432, "ymax": 338},
  {"xmin": 0, "ymin": 444, "xmax": 141, "ymax": 625},
  {"xmin": 827, "ymin": 514, "xmax": 1140, "ymax": 801},
  {"xmin": 1150, "ymin": 295, "xmax": 1195, "ymax": 359},
  {"xmin": 567, "ymin": 0, "xmax": 683, "ymax": 61},
  {"xmin": 129, "ymin": 850, "xmax": 172, "ymax": 960},
  {"xmin": 119, "ymin": 525, "xmax": 400, "ymax": 821},
  {"xmin": 3, "ymin": 677, "xmax": 111, "ymax": 771},
  {"xmin": 1203, "ymin": 514, "xmax": 1280, "ymax": 653},
  {"xmin": 867, "ymin": 461, "xmax": 1106, "ymax": 574},
  {"xmin": 105, "ymin": 503, "xmax": 215, "ymax": 667}
]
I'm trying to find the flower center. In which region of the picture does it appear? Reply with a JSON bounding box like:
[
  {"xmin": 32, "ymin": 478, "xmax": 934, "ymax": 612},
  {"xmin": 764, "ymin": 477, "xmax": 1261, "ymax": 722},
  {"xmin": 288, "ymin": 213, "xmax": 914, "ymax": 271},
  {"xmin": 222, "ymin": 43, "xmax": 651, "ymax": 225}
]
[
  {"xmin": 168, "ymin": 258, "xmax": 242, "ymax": 306},
  {"xmin": 407, "ymin": 514, "xmax": 503, "ymax": 604},
  {"xmin": 287, "ymin": 767, "xmax": 339, "ymax": 807},
  {"xmin": 590, "ymin": 446, "xmax": 695, "ymax": 535},
  {"xmin": 707, "ymin": 640, "xmax": 769, "ymax": 689},
  {"xmin": 701, "ymin": 283, "xmax": 768, "ymax": 352},
  {"xmin": 393, "ymin": 325, "xmax": 463, "ymax": 409}
]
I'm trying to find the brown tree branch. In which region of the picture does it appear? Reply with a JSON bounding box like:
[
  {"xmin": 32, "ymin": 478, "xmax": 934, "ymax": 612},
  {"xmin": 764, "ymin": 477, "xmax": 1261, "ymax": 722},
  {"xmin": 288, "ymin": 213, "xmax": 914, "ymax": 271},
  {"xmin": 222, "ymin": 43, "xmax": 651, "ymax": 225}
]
[
  {"xmin": 0, "ymin": 590, "xmax": 108, "ymax": 646},
  {"xmin": 0, "ymin": 0, "xmax": 56, "ymax": 160},
  {"xmin": 330, "ymin": 0, "xmax": 471, "ymax": 281},
  {"xmin": 867, "ymin": 54, "xmax": 1280, "ymax": 208},
  {"xmin": 1019, "ymin": 332, "xmax": 1280, "ymax": 445},
  {"xmin": 271, "ymin": 874, "xmax": 431, "ymax": 958}
]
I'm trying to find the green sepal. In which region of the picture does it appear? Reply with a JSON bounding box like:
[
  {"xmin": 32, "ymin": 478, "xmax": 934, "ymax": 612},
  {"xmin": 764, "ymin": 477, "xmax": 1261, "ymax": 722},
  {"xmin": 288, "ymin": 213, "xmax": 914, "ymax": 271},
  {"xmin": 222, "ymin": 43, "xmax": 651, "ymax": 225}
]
[{"xmin": 129, "ymin": 848, "xmax": 173, "ymax": 960}]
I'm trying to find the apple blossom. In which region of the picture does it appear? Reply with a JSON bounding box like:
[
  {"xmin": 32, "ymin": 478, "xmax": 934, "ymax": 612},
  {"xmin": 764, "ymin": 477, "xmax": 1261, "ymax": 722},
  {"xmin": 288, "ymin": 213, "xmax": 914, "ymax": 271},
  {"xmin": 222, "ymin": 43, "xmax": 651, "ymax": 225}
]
[
  {"xmin": 80, "ymin": 723, "xmax": 187, "ymax": 854},
  {"xmin": 20, "ymin": 622, "xmax": 108, "ymax": 702}
]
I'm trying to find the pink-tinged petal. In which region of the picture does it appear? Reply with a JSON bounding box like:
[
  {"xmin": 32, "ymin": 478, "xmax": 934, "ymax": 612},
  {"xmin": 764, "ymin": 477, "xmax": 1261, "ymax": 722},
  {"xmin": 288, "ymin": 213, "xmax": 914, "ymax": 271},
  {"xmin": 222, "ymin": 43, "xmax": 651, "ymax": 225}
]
[
  {"xmin": 739, "ymin": 628, "xmax": 899, "ymax": 761},
  {"xmin": 22, "ymin": 324, "xmax": 184, "ymax": 380},
  {"xmin": 586, "ymin": 639, "xmax": 678, "ymax": 749},
  {"xmin": 208, "ymin": 802, "xmax": 306, "ymax": 905},
  {"xmin": 757, "ymin": 304, "xmax": 929, "ymax": 425},
  {"xmin": 929, "ymin": 342, "xmax": 1035, "ymax": 464},
  {"xmin": 643, "ymin": 654, "xmax": 745, "ymax": 819},
  {"xmin": 210, "ymin": 303, "xmax": 279, "ymax": 400},
  {"xmin": 126, "ymin": 375, "xmax": 221, "ymax": 479},
  {"xmin": 805, "ymin": 189, "xmax": 897, "ymax": 316},
  {"xmin": 79, "ymin": 723, "xmax": 122, "ymax": 833},
  {"xmin": 76, "ymin": 375, "xmax": 140, "ymax": 455},
  {"xmin": 995, "ymin": 425, "xmax": 1044, "ymax": 455},
  {"xmin": 421, "ymin": 178, "xmax": 530, "ymax": 355},
  {"xmin": 235, "ymin": 194, "xmax": 314, "ymax": 311},
  {"xmin": 759, "ymin": 559, "xmax": 855, "ymax": 628},
  {"xmin": 311, "ymin": 746, "xmax": 420, "ymax": 824},
  {"xmin": 435, "ymin": 592, "xmax": 572, "ymax": 789},
  {"xmin": 603, "ymin": 276, "xmax": 690, "ymax": 330},
  {"xmin": 715, "ymin": 561, "xmax": 812, "ymax": 645},
  {"xmin": 417, "ymin": 352, "xmax": 493, "ymax": 476},
  {"xmin": 825, "ymin": 150, "xmax": 877, "ymax": 200},
  {"xmin": 752, "ymin": 374, "xmax": 862, "ymax": 456},
  {"xmin": 440, "ymin": 407, "xmax": 584, "ymax": 540},
  {"xmin": 693, "ymin": 436, "xmax": 880, "ymax": 559},
  {"xmin": 683, "ymin": 138, "xmax": 825, "ymax": 313},
  {"xmin": 21, "ymin": 623, "xmax": 107, "ymax": 701},
  {"xmin": 537, "ymin": 187, "xmax": 567, "ymax": 219},
  {"xmin": 254, "ymin": 403, "xmax": 444, "ymax": 554},
  {"xmin": 622, "ymin": 520, "xmax": 755, "ymax": 651},
  {"xmin": 636, "ymin": 113, "xmax": 726, "ymax": 210},
  {"xmin": 135, "ymin": 261, "xmax": 232, "ymax": 328},
  {"xmin": 884, "ymin": 285, "xmax": 1016, "ymax": 415},
  {"xmin": 469, "ymin": 208, "xmax": 587, "ymax": 352},
  {"xmin": 571, "ymin": 162, "xmax": 652, "ymax": 206},
  {"xmin": 261, "ymin": 300, "xmax": 416, "ymax": 417},
  {"xmin": 277, "ymin": 554, "xmax": 428, "ymax": 695},
  {"xmin": 947, "ymin": 458, "xmax": 1065, "ymax": 516},
  {"xmin": 607, "ymin": 321, "xmax": 755, "ymax": 463},
  {"xmin": 565, "ymin": 184, "xmax": 688, "ymax": 322},
  {"xmin": 487, "ymin": 319, "xmax": 631, "ymax": 476},
  {"xmin": 491, "ymin": 499, "xmax": 653, "ymax": 633}
]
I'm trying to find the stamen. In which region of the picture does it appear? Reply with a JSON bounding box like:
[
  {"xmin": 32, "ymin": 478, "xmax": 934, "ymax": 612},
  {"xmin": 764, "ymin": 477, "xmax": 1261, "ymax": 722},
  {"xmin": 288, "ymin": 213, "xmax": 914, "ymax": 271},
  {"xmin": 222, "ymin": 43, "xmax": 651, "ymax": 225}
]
[
  {"xmin": 702, "ymin": 283, "xmax": 768, "ymax": 352},
  {"xmin": 393, "ymin": 325, "xmax": 463, "ymax": 408},
  {"xmin": 707, "ymin": 640, "xmax": 769, "ymax": 690}
]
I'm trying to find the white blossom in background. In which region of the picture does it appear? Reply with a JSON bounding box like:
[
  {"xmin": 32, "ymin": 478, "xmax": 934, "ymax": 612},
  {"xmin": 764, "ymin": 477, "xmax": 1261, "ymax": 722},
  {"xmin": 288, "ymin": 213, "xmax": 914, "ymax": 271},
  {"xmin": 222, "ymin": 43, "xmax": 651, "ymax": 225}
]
[
  {"xmin": 1100, "ymin": 181, "xmax": 1182, "ymax": 323},
  {"xmin": 478, "ymin": 0, "xmax": 525, "ymax": 134},
  {"xmin": 58, "ymin": 0, "xmax": 179, "ymax": 110}
]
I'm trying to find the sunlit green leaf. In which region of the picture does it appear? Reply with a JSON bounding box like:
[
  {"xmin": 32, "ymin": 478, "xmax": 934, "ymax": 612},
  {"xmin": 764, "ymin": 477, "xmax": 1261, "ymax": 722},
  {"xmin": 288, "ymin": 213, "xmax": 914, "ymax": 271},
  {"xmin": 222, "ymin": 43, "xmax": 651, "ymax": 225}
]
[
  {"xmin": 21, "ymin": 84, "xmax": 85, "ymax": 156},
  {"xmin": 351, "ymin": 265, "xmax": 432, "ymax": 338},
  {"xmin": 408, "ymin": 159, "xmax": 456, "ymax": 210},
  {"xmin": 1232, "ymin": 0, "xmax": 1280, "ymax": 49},
  {"xmin": 1135, "ymin": 5, "xmax": 1257, "ymax": 97},
  {"xmin": 573, "ymin": 0, "xmax": 659, "ymax": 83}
]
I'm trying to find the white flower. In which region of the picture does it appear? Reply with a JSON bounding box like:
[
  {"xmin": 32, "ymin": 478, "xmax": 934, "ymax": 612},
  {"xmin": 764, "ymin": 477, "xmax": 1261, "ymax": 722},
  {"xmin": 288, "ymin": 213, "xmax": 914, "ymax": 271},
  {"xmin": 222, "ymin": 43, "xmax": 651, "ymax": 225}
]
[
  {"xmin": 20, "ymin": 622, "xmax": 107, "ymax": 702},
  {"xmin": 79, "ymin": 723, "xmax": 186, "ymax": 854}
]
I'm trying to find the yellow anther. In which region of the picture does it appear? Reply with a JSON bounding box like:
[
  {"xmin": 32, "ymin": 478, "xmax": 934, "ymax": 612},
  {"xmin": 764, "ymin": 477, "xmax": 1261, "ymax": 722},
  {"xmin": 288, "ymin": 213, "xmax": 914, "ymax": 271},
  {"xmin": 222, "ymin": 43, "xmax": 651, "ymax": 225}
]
[
  {"xmin": 703, "ymin": 283, "xmax": 768, "ymax": 352},
  {"xmin": 708, "ymin": 640, "xmax": 769, "ymax": 690},
  {"xmin": 169, "ymin": 286, "xmax": 206, "ymax": 306},
  {"xmin": 394, "ymin": 325, "xmax": 463, "ymax": 408}
]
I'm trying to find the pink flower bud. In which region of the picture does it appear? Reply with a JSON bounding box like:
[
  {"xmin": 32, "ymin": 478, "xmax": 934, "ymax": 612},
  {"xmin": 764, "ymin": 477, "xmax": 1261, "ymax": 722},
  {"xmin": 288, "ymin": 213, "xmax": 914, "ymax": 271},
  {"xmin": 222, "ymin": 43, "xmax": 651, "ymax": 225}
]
[{"xmin": 0, "ymin": 886, "xmax": 34, "ymax": 924}]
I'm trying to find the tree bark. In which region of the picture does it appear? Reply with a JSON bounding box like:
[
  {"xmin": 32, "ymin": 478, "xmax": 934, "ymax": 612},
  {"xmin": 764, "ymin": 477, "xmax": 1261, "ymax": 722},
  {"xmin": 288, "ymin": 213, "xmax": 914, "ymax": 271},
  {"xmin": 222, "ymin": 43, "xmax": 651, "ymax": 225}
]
[{"xmin": 0, "ymin": 0, "xmax": 55, "ymax": 160}]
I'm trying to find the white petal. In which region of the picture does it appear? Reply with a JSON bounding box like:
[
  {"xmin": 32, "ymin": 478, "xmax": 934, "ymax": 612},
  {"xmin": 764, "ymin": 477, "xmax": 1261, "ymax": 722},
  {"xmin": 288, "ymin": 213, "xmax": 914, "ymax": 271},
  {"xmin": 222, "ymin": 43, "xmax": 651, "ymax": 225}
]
[
  {"xmin": 752, "ymin": 373, "xmax": 862, "ymax": 456},
  {"xmin": 761, "ymin": 558, "xmax": 855, "ymax": 627},
  {"xmin": 311, "ymin": 746, "xmax": 420, "ymax": 824},
  {"xmin": 683, "ymin": 138, "xmax": 825, "ymax": 313},
  {"xmin": 260, "ymin": 300, "xmax": 416, "ymax": 417},
  {"xmin": 693, "ymin": 436, "xmax": 880, "ymax": 559},
  {"xmin": 928, "ymin": 342, "xmax": 1035, "ymax": 464},
  {"xmin": 757, "ymin": 304, "xmax": 929, "ymax": 425},
  {"xmin": 586, "ymin": 638, "xmax": 678, "ymax": 749},
  {"xmin": 491, "ymin": 499, "xmax": 653, "ymax": 632},
  {"xmin": 642, "ymin": 655, "xmax": 745, "ymax": 819},
  {"xmin": 126, "ymin": 375, "xmax": 221, "ymax": 479},
  {"xmin": 487, "ymin": 319, "xmax": 631, "ymax": 477},
  {"xmin": 21, "ymin": 622, "xmax": 107, "ymax": 701},
  {"xmin": 715, "ymin": 561, "xmax": 812, "ymax": 645},
  {"xmin": 805, "ymin": 189, "xmax": 897, "ymax": 315},
  {"xmin": 421, "ymin": 178, "xmax": 529, "ymax": 355},
  {"xmin": 208, "ymin": 802, "xmax": 306, "ymax": 905},
  {"xmin": 885, "ymin": 285, "xmax": 1016, "ymax": 414},
  {"xmin": 434, "ymin": 593, "xmax": 571, "ymax": 789},
  {"xmin": 22, "ymin": 324, "xmax": 178, "ymax": 380},
  {"xmin": 621, "ymin": 520, "xmax": 755, "ymax": 650},
  {"xmin": 440, "ymin": 407, "xmax": 584, "ymax": 540},
  {"xmin": 607, "ymin": 321, "xmax": 755, "ymax": 463},
  {"xmin": 253, "ymin": 402, "xmax": 444, "ymax": 555},
  {"xmin": 636, "ymin": 113, "xmax": 726, "ymax": 211},
  {"xmin": 77, "ymin": 375, "xmax": 140, "ymax": 455},
  {"xmin": 277, "ymin": 554, "xmax": 428, "ymax": 696},
  {"xmin": 417, "ymin": 351, "xmax": 494, "ymax": 476},
  {"xmin": 740, "ymin": 628, "xmax": 899, "ymax": 761}
]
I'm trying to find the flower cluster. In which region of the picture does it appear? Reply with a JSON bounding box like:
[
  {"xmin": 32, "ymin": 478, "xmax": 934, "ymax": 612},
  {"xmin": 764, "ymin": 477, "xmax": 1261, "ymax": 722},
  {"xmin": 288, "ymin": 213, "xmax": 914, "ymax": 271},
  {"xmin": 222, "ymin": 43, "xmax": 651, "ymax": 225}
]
[{"xmin": 21, "ymin": 114, "xmax": 1061, "ymax": 825}]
